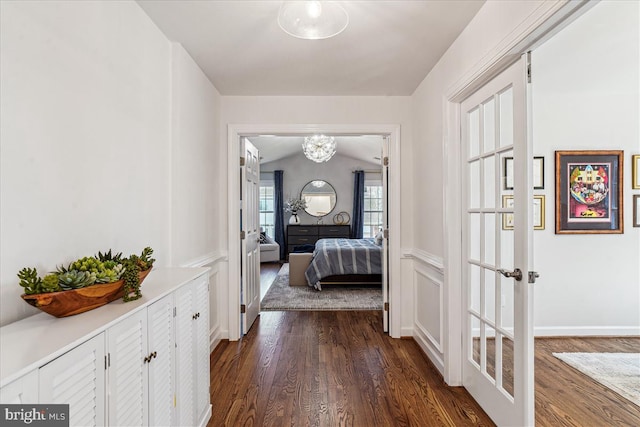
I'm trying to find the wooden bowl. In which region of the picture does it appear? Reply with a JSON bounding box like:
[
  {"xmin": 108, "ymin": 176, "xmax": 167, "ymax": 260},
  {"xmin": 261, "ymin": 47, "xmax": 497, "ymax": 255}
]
[{"xmin": 21, "ymin": 268, "xmax": 152, "ymax": 318}]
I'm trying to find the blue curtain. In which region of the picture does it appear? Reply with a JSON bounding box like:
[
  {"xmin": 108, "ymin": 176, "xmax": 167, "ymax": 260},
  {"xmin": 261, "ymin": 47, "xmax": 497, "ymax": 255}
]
[
  {"xmin": 274, "ymin": 170, "xmax": 286, "ymax": 260},
  {"xmin": 351, "ymin": 170, "xmax": 365, "ymax": 238}
]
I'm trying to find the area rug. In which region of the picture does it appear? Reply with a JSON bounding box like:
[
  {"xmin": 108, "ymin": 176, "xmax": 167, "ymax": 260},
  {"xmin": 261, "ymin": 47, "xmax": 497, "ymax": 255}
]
[
  {"xmin": 553, "ymin": 352, "xmax": 640, "ymax": 406},
  {"xmin": 261, "ymin": 264, "xmax": 382, "ymax": 311}
]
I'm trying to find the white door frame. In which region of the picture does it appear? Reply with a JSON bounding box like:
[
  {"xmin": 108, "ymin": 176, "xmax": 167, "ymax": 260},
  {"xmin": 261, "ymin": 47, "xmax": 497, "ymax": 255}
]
[
  {"xmin": 442, "ymin": 0, "xmax": 594, "ymax": 385},
  {"xmin": 227, "ymin": 123, "xmax": 402, "ymax": 341}
]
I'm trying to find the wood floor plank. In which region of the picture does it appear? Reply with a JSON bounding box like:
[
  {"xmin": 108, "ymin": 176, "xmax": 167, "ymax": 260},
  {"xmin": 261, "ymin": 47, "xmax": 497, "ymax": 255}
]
[
  {"xmin": 209, "ymin": 311, "xmax": 493, "ymax": 426},
  {"xmin": 209, "ymin": 310, "xmax": 640, "ymax": 426}
]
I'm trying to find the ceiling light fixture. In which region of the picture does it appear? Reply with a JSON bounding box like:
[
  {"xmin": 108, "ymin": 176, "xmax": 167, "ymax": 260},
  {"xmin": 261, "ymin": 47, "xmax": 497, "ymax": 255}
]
[
  {"xmin": 278, "ymin": 1, "xmax": 349, "ymax": 40},
  {"xmin": 302, "ymin": 135, "xmax": 337, "ymax": 163}
]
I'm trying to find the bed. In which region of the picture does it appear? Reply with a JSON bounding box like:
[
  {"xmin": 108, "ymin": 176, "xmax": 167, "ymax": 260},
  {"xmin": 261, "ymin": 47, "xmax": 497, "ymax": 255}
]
[{"xmin": 304, "ymin": 238, "xmax": 383, "ymax": 290}]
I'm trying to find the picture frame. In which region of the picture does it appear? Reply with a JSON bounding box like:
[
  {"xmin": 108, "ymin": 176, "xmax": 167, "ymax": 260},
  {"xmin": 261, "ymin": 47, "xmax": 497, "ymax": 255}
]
[
  {"xmin": 501, "ymin": 195, "xmax": 545, "ymax": 230},
  {"xmin": 555, "ymin": 150, "xmax": 623, "ymax": 234},
  {"xmin": 634, "ymin": 195, "xmax": 640, "ymax": 228},
  {"xmin": 632, "ymin": 154, "xmax": 640, "ymax": 189},
  {"xmin": 502, "ymin": 195, "xmax": 514, "ymax": 230},
  {"xmin": 503, "ymin": 156, "xmax": 545, "ymax": 190}
]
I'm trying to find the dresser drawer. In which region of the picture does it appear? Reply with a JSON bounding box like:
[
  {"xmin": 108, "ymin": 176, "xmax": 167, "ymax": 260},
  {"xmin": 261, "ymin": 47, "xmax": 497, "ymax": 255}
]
[
  {"xmin": 288, "ymin": 225, "xmax": 318, "ymax": 236},
  {"xmin": 288, "ymin": 235, "xmax": 317, "ymax": 245},
  {"xmin": 321, "ymin": 226, "xmax": 350, "ymax": 237}
]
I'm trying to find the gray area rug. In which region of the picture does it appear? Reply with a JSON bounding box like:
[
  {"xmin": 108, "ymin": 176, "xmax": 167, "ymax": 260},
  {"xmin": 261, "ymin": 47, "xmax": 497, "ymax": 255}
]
[
  {"xmin": 261, "ymin": 264, "xmax": 382, "ymax": 311},
  {"xmin": 553, "ymin": 352, "xmax": 640, "ymax": 406}
]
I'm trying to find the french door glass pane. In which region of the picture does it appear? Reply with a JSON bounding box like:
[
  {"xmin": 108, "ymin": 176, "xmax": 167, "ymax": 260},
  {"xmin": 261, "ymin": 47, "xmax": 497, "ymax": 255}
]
[{"xmin": 483, "ymin": 98, "xmax": 496, "ymax": 153}]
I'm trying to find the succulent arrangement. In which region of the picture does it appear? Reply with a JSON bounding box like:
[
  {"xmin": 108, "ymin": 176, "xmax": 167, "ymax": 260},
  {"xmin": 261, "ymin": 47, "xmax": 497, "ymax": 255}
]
[{"xmin": 17, "ymin": 247, "xmax": 155, "ymax": 302}]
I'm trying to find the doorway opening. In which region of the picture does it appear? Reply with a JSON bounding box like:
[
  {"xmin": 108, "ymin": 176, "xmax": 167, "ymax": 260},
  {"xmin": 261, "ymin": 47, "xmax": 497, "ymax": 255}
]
[{"xmin": 227, "ymin": 124, "xmax": 401, "ymax": 341}]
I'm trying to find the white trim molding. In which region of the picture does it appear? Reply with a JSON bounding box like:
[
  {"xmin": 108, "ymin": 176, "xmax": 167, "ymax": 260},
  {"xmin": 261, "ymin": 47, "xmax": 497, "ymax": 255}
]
[
  {"xmin": 534, "ymin": 326, "xmax": 640, "ymax": 337},
  {"xmin": 180, "ymin": 250, "xmax": 228, "ymax": 268},
  {"xmin": 402, "ymin": 248, "xmax": 444, "ymax": 274}
]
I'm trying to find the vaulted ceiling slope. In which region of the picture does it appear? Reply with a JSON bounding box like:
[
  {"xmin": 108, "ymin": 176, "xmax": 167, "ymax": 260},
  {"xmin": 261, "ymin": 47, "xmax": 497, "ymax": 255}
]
[{"xmin": 137, "ymin": 0, "xmax": 485, "ymax": 96}]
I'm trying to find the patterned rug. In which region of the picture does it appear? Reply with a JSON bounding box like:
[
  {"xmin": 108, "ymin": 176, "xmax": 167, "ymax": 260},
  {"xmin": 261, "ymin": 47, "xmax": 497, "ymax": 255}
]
[
  {"xmin": 553, "ymin": 352, "xmax": 640, "ymax": 406},
  {"xmin": 261, "ymin": 264, "xmax": 382, "ymax": 311}
]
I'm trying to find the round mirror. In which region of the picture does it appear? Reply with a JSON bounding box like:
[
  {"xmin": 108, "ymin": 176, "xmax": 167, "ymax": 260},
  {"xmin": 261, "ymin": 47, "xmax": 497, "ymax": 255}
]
[{"xmin": 300, "ymin": 180, "xmax": 337, "ymax": 217}]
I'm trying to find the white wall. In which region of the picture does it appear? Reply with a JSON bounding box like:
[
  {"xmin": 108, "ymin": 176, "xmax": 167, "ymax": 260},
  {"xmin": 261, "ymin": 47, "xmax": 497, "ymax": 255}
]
[
  {"xmin": 261, "ymin": 152, "xmax": 380, "ymax": 227},
  {"xmin": 170, "ymin": 43, "xmax": 224, "ymax": 346},
  {"xmin": 532, "ymin": 0, "xmax": 640, "ymax": 335},
  {"xmin": 0, "ymin": 1, "xmax": 171, "ymax": 326},
  {"xmin": 0, "ymin": 1, "xmax": 224, "ymax": 333}
]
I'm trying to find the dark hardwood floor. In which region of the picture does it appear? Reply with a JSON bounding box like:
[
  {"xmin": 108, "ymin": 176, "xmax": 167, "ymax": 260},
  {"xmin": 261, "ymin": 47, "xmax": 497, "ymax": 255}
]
[
  {"xmin": 209, "ymin": 309, "xmax": 640, "ymax": 427},
  {"xmin": 209, "ymin": 311, "xmax": 494, "ymax": 426},
  {"xmin": 534, "ymin": 336, "xmax": 640, "ymax": 427},
  {"xmin": 260, "ymin": 262, "xmax": 282, "ymax": 300},
  {"xmin": 213, "ymin": 265, "xmax": 640, "ymax": 426}
]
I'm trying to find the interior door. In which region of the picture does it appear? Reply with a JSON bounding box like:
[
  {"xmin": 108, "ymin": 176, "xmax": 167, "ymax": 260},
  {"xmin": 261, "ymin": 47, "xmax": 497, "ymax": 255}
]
[
  {"xmin": 241, "ymin": 137, "xmax": 260, "ymax": 335},
  {"xmin": 381, "ymin": 136, "xmax": 389, "ymax": 333},
  {"xmin": 461, "ymin": 55, "xmax": 535, "ymax": 426}
]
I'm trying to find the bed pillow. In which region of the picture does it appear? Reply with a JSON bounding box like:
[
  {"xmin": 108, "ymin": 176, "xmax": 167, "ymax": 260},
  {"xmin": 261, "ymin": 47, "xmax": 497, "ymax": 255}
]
[{"xmin": 375, "ymin": 230, "xmax": 384, "ymax": 245}]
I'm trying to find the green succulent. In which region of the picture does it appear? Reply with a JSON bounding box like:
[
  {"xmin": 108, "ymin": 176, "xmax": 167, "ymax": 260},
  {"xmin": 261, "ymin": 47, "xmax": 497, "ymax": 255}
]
[
  {"xmin": 70, "ymin": 256, "xmax": 104, "ymax": 274},
  {"xmin": 41, "ymin": 273, "xmax": 62, "ymax": 293},
  {"xmin": 58, "ymin": 270, "xmax": 96, "ymax": 290},
  {"xmin": 96, "ymin": 249, "xmax": 123, "ymax": 263},
  {"xmin": 138, "ymin": 247, "xmax": 155, "ymax": 270},
  {"xmin": 95, "ymin": 264, "xmax": 124, "ymax": 284},
  {"xmin": 121, "ymin": 261, "xmax": 142, "ymax": 302},
  {"xmin": 17, "ymin": 267, "xmax": 43, "ymax": 295}
]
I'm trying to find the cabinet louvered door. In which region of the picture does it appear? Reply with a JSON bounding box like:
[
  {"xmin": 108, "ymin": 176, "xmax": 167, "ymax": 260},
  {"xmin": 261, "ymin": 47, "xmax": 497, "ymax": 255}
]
[
  {"xmin": 175, "ymin": 284, "xmax": 195, "ymax": 427},
  {"xmin": 147, "ymin": 295, "xmax": 175, "ymax": 427},
  {"xmin": 0, "ymin": 370, "xmax": 38, "ymax": 404},
  {"xmin": 106, "ymin": 310, "xmax": 148, "ymax": 427},
  {"xmin": 39, "ymin": 334, "xmax": 105, "ymax": 427},
  {"xmin": 194, "ymin": 277, "xmax": 210, "ymax": 422}
]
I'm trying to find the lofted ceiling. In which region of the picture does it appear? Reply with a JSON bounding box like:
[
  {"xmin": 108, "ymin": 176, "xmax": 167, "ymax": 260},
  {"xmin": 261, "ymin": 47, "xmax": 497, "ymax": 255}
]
[
  {"xmin": 137, "ymin": 0, "xmax": 485, "ymax": 96},
  {"xmin": 248, "ymin": 135, "xmax": 384, "ymax": 165}
]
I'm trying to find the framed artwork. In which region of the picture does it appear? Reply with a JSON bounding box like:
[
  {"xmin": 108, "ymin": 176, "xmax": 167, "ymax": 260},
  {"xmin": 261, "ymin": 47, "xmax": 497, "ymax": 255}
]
[
  {"xmin": 634, "ymin": 195, "xmax": 640, "ymax": 228},
  {"xmin": 503, "ymin": 156, "xmax": 544, "ymax": 190},
  {"xmin": 502, "ymin": 195, "xmax": 514, "ymax": 230},
  {"xmin": 633, "ymin": 154, "xmax": 640, "ymax": 189},
  {"xmin": 501, "ymin": 195, "xmax": 545, "ymax": 230},
  {"xmin": 533, "ymin": 195, "xmax": 545, "ymax": 230},
  {"xmin": 555, "ymin": 150, "xmax": 623, "ymax": 234}
]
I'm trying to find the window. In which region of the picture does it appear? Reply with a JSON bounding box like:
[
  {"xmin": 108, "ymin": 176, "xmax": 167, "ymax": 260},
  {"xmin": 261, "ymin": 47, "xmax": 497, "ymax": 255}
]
[
  {"xmin": 259, "ymin": 181, "xmax": 275, "ymax": 237},
  {"xmin": 363, "ymin": 182, "xmax": 383, "ymax": 238}
]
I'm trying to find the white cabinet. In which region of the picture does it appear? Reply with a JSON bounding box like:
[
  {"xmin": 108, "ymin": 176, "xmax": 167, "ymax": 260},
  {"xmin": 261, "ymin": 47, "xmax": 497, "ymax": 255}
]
[
  {"xmin": 175, "ymin": 275, "xmax": 210, "ymax": 427},
  {"xmin": 39, "ymin": 334, "xmax": 106, "ymax": 427},
  {"xmin": 0, "ymin": 268, "xmax": 210, "ymax": 427},
  {"xmin": 0, "ymin": 370, "xmax": 38, "ymax": 404},
  {"xmin": 106, "ymin": 309, "xmax": 148, "ymax": 426},
  {"xmin": 106, "ymin": 294, "xmax": 175, "ymax": 427},
  {"xmin": 146, "ymin": 295, "xmax": 176, "ymax": 427}
]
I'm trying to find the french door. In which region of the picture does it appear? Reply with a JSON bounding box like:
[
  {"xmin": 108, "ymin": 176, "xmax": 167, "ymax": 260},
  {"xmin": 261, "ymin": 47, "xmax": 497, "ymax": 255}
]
[
  {"xmin": 461, "ymin": 55, "xmax": 535, "ymax": 426},
  {"xmin": 241, "ymin": 137, "xmax": 260, "ymax": 334}
]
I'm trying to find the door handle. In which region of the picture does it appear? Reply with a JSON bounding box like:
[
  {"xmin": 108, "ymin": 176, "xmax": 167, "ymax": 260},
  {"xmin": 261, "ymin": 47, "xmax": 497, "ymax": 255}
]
[{"xmin": 497, "ymin": 268, "xmax": 523, "ymax": 281}]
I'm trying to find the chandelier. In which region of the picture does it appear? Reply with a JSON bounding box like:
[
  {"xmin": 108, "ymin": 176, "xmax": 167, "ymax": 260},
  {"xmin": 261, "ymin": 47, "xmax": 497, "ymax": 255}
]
[
  {"xmin": 278, "ymin": 1, "xmax": 349, "ymax": 40},
  {"xmin": 302, "ymin": 135, "xmax": 337, "ymax": 163}
]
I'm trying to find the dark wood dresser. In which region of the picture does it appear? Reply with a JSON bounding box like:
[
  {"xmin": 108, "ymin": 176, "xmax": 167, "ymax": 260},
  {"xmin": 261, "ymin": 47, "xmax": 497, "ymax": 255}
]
[{"xmin": 287, "ymin": 224, "xmax": 350, "ymax": 254}]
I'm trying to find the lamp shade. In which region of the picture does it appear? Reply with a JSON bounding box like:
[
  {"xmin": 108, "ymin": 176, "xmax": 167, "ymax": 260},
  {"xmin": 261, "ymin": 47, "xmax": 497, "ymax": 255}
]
[{"xmin": 278, "ymin": 1, "xmax": 349, "ymax": 40}]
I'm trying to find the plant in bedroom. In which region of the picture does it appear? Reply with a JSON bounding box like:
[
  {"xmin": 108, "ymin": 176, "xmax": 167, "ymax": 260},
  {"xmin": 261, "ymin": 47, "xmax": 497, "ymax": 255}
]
[
  {"xmin": 17, "ymin": 247, "xmax": 155, "ymax": 317},
  {"xmin": 285, "ymin": 197, "xmax": 307, "ymax": 225}
]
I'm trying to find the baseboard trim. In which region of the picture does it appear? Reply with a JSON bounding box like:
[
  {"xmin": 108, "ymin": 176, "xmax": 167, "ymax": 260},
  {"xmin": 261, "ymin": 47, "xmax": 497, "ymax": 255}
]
[
  {"xmin": 413, "ymin": 324, "xmax": 445, "ymax": 376},
  {"xmin": 535, "ymin": 326, "xmax": 640, "ymax": 337},
  {"xmin": 209, "ymin": 324, "xmax": 223, "ymax": 353}
]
